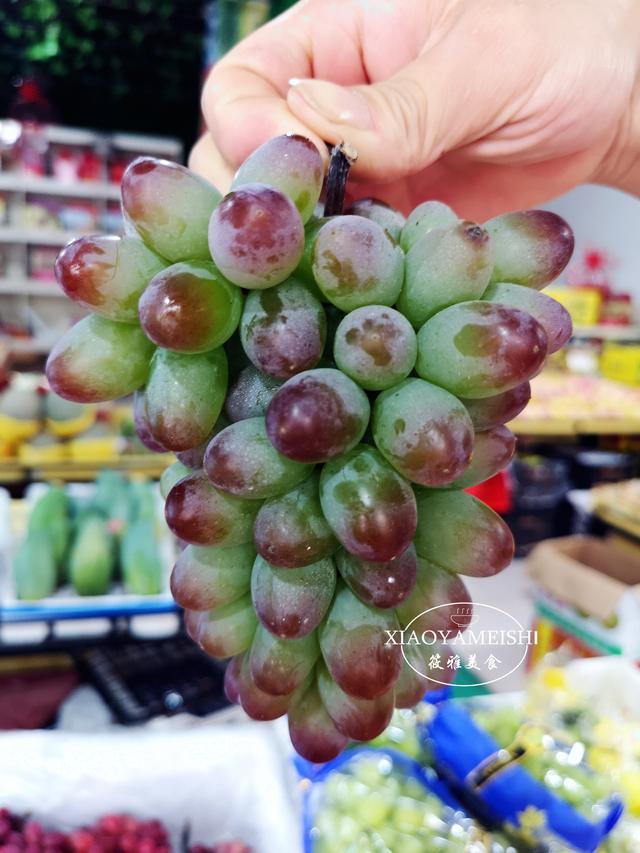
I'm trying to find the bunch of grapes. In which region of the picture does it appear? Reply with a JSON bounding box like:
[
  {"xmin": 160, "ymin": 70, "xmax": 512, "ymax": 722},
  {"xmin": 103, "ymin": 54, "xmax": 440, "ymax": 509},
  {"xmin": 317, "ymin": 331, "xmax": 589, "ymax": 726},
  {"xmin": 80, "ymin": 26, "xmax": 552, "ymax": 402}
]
[{"xmin": 47, "ymin": 134, "xmax": 574, "ymax": 763}]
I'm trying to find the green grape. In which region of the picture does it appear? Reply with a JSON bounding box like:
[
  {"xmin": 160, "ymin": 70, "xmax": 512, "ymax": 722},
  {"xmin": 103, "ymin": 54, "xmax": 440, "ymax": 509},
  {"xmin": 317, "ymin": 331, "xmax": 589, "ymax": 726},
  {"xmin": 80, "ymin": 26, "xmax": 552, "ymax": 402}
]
[
  {"xmin": 225, "ymin": 366, "xmax": 282, "ymax": 422},
  {"xmin": 251, "ymin": 553, "xmax": 336, "ymax": 639},
  {"xmin": 335, "ymin": 545, "xmax": 417, "ymax": 609},
  {"xmin": 204, "ymin": 417, "xmax": 313, "ymax": 499},
  {"xmin": 249, "ymin": 623, "xmax": 319, "ymax": 695},
  {"xmin": 170, "ymin": 543, "xmax": 255, "ymax": 611},
  {"xmin": 483, "ymin": 281, "xmax": 573, "ymax": 353},
  {"xmin": 345, "ymin": 198, "xmax": 406, "ymax": 242},
  {"xmin": 372, "ymin": 378, "xmax": 474, "ymax": 486},
  {"xmin": 121, "ymin": 157, "xmax": 221, "ymax": 261},
  {"xmin": 253, "ymin": 474, "xmax": 338, "ymax": 568},
  {"xmin": 231, "ymin": 134, "xmax": 324, "ymax": 223},
  {"xmin": 460, "ymin": 382, "xmax": 531, "ymax": 430},
  {"xmin": 159, "ymin": 460, "xmax": 191, "ymax": 499},
  {"xmin": 334, "ymin": 306, "xmax": 417, "ymax": 391},
  {"xmin": 397, "ymin": 221, "xmax": 494, "ymax": 328},
  {"xmin": 239, "ymin": 279, "xmax": 326, "ymax": 379},
  {"xmin": 145, "ymin": 348, "xmax": 227, "ymax": 451},
  {"xmin": 133, "ymin": 388, "xmax": 167, "ymax": 452},
  {"xmin": 164, "ymin": 472, "xmax": 259, "ymax": 546},
  {"xmin": 184, "ymin": 593, "xmax": 257, "ymax": 658},
  {"xmin": 288, "ymin": 678, "xmax": 348, "ymax": 763},
  {"xmin": 46, "ymin": 314, "xmax": 154, "ymax": 403},
  {"xmin": 311, "ymin": 216, "xmax": 404, "ymax": 311},
  {"xmin": 237, "ymin": 652, "xmax": 293, "ymax": 720},
  {"xmin": 55, "ymin": 235, "xmax": 165, "ymax": 323},
  {"xmin": 209, "ymin": 183, "xmax": 305, "ymax": 288},
  {"xmin": 320, "ymin": 445, "xmax": 417, "ymax": 563},
  {"xmin": 400, "ymin": 200, "xmax": 457, "ymax": 253},
  {"xmin": 139, "ymin": 260, "xmax": 243, "ymax": 353},
  {"xmin": 317, "ymin": 660, "xmax": 395, "ymax": 740},
  {"xmin": 396, "ymin": 556, "xmax": 472, "ymax": 632},
  {"xmin": 294, "ymin": 216, "xmax": 331, "ymax": 299},
  {"xmin": 175, "ymin": 415, "xmax": 229, "ymax": 469},
  {"xmin": 416, "ymin": 301, "xmax": 548, "ymax": 398},
  {"xmin": 414, "ymin": 490, "xmax": 514, "ymax": 577},
  {"xmin": 485, "ymin": 210, "xmax": 574, "ymax": 288},
  {"xmin": 440, "ymin": 425, "xmax": 516, "ymax": 489},
  {"xmin": 320, "ymin": 583, "xmax": 402, "ymax": 699}
]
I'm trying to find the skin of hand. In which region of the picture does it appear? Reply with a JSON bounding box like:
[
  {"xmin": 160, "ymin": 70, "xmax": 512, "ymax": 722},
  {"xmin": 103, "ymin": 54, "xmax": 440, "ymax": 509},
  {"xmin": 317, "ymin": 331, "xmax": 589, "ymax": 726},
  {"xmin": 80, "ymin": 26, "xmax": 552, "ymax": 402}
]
[{"xmin": 191, "ymin": 0, "xmax": 640, "ymax": 220}]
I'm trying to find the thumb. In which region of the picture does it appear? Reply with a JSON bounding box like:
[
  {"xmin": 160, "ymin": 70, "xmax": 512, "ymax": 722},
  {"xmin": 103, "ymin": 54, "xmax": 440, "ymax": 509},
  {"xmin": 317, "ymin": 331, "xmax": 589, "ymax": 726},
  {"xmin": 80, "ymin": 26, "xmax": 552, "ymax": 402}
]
[{"xmin": 287, "ymin": 57, "xmax": 446, "ymax": 182}]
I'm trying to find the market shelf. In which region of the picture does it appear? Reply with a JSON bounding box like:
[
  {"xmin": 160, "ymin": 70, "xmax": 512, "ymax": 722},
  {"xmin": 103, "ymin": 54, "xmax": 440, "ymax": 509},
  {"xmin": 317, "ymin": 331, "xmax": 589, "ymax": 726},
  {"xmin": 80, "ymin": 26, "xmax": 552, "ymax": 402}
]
[
  {"xmin": 0, "ymin": 172, "xmax": 121, "ymax": 201},
  {"xmin": 1, "ymin": 598, "xmax": 178, "ymax": 624},
  {"xmin": 0, "ymin": 453, "xmax": 175, "ymax": 485},
  {"xmin": 572, "ymin": 325, "xmax": 640, "ymax": 341},
  {"xmin": 0, "ymin": 278, "xmax": 64, "ymax": 297},
  {"xmin": 0, "ymin": 226, "xmax": 80, "ymax": 247},
  {"xmin": 510, "ymin": 416, "xmax": 640, "ymax": 435}
]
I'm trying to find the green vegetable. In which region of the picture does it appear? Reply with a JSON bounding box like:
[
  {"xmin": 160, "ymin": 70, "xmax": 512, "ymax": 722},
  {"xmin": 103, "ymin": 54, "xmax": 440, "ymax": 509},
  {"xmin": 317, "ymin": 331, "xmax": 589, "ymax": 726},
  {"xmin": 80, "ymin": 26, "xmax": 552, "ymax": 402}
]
[
  {"xmin": 69, "ymin": 513, "xmax": 115, "ymax": 595},
  {"xmin": 14, "ymin": 530, "xmax": 57, "ymax": 600},
  {"xmin": 28, "ymin": 486, "xmax": 71, "ymax": 582},
  {"xmin": 121, "ymin": 519, "xmax": 164, "ymax": 594}
]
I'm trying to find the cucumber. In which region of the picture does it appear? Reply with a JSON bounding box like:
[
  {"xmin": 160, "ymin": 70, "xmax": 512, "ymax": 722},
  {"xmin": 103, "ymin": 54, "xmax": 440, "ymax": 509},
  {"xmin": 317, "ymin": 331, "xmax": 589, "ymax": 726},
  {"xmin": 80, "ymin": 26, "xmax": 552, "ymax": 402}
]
[
  {"xmin": 121, "ymin": 519, "xmax": 164, "ymax": 595},
  {"xmin": 14, "ymin": 531, "xmax": 57, "ymax": 600},
  {"xmin": 28, "ymin": 486, "xmax": 71, "ymax": 583},
  {"xmin": 69, "ymin": 513, "xmax": 115, "ymax": 596}
]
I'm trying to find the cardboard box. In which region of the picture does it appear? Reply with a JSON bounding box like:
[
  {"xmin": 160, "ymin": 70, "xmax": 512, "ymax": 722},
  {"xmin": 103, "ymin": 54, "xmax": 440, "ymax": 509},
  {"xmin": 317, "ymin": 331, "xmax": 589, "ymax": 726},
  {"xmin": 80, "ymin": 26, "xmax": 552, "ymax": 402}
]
[{"xmin": 526, "ymin": 535, "xmax": 640, "ymax": 659}]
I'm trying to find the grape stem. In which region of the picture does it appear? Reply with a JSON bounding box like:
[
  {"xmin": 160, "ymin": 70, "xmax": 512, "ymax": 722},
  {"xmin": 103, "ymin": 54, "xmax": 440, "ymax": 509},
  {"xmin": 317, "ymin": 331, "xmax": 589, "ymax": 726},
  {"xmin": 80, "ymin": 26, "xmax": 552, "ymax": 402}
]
[{"xmin": 324, "ymin": 142, "xmax": 357, "ymax": 216}]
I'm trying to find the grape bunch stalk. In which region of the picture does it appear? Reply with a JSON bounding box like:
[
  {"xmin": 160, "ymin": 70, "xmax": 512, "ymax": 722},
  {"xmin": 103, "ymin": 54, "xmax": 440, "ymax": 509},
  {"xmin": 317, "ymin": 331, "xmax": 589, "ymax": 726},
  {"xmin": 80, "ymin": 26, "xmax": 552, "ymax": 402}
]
[{"xmin": 47, "ymin": 134, "xmax": 574, "ymax": 763}]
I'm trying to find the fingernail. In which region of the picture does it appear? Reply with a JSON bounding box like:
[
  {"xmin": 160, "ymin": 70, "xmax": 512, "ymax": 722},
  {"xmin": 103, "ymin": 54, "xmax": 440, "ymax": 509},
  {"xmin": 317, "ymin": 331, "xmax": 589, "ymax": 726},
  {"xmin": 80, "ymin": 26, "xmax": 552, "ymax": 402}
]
[{"xmin": 288, "ymin": 79, "xmax": 373, "ymax": 130}]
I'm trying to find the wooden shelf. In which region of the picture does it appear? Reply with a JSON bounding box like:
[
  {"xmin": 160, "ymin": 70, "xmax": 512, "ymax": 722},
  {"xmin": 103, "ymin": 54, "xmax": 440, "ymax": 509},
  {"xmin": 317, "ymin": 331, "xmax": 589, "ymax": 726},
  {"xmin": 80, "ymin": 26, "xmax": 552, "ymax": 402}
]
[{"xmin": 511, "ymin": 416, "xmax": 640, "ymax": 436}]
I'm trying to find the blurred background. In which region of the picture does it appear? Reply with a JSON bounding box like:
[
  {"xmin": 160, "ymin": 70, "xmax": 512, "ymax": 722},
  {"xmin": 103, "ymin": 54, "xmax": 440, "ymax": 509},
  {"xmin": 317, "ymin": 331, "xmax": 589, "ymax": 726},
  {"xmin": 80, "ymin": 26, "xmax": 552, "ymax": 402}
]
[{"xmin": 0, "ymin": 3, "xmax": 639, "ymax": 852}]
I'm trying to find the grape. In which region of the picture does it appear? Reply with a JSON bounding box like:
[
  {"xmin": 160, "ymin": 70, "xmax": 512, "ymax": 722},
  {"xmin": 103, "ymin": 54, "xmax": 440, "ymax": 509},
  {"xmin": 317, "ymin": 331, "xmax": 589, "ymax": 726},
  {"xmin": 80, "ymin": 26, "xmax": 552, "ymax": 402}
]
[
  {"xmin": 311, "ymin": 216, "xmax": 404, "ymax": 311},
  {"xmin": 225, "ymin": 366, "xmax": 282, "ymax": 422},
  {"xmin": 372, "ymin": 378, "xmax": 474, "ymax": 486},
  {"xmin": 253, "ymin": 474, "xmax": 338, "ymax": 568},
  {"xmin": 139, "ymin": 260, "xmax": 243, "ymax": 353},
  {"xmin": 345, "ymin": 198, "xmax": 405, "ymax": 242},
  {"xmin": 414, "ymin": 490, "xmax": 514, "ymax": 577},
  {"xmin": 288, "ymin": 678, "xmax": 349, "ymax": 763},
  {"xmin": 416, "ymin": 301, "xmax": 548, "ymax": 398},
  {"xmin": 55, "ymin": 235, "xmax": 165, "ymax": 323},
  {"xmin": 265, "ymin": 368, "xmax": 370, "ymax": 463},
  {"xmin": 440, "ymin": 425, "xmax": 516, "ymax": 489},
  {"xmin": 184, "ymin": 593, "xmax": 257, "ymax": 658},
  {"xmin": 394, "ymin": 641, "xmax": 454, "ymax": 706},
  {"xmin": 133, "ymin": 388, "xmax": 167, "ymax": 452},
  {"xmin": 165, "ymin": 472, "xmax": 259, "ymax": 546},
  {"xmin": 460, "ymin": 381, "xmax": 531, "ymax": 430},
  {"xmin": 224, "ymin": 655, "xmax": 242, "ymax": 703},
  {"xmin": 317, "ymin": 661, "xmax": 394, "ymax": 740},
  {"xmin": 46, "ymin": 314, "xmax": 154, "ymax": 403},
  {"xmin": 398, "ymin": 221, "xmax": 494, "ymax": 328},
  {"xmin": 170, "ymin": 543, "xmax": 254, "ymax": 610},
  {"xmin": 395, "ymin": 556, "xmax": 472, "ymax": 632},
  {"xmin": 249, "ymin": 623, "xmax": 319, "ymax": 695},
  {"xmin": 237, "ymin": 652, "xmax": 293, "ymax": 720},
  {"xmin": 159, "ymin": 460, "xmax": 192, "ymax": 499},
  {"xmin": 239, "ymin": 279, "xmax": 326, "ymax": 378},
  {"xmin": 320, "ymin": 445, "xmax": 417, "ymax": 562},
  {"xmin": 394, "ymin": 655, "xmax": 428, "ymax": 708},
  {"xmin": 175, "ymin": 416, "xmax": 229, "ymax": 469},
  {"xmin": 121, "ymin": 157, "xmax": 221, "ymax": 261},
  {"xmin": 333, "ymin": 306, "xmax": 417, "ymax": 391},
  {"xmin": 231, "ymin": 134, "xmax": 323, "ymax": 223},
  {"xmin": 485, "ymin": 209, "xmax": 574, "ymax": 288},
  {"xmin": 251, "ymin": 553, "xmax": 336, "ymax": 639},
  {"xmin": 483, "ymin": 281, "xmax": 573, "ymax": 353},
  {"xmin": 208, "ymin": 183, "xmax": 304, "ymax": 288},
  {"xmin": 400, "ymin": 200, "xmax": 458, "ymax": 253},
  {"xmin": 320, "ymin": 583, "xmax": 402, "ymax": 699},
  {"xmin": 204, "ymin": 417, "xmax": 313, "ymax": 499},
  {"xmin": 335, "ymin": 544, "xmax": 417, "ymax": 609},
  {"xmin": 294, "ymin": 216, "xmax": 330, "ymax": 298},
  {"xmin": 145, "ymin": 348, "xmax": 227, "ymax": 451}
]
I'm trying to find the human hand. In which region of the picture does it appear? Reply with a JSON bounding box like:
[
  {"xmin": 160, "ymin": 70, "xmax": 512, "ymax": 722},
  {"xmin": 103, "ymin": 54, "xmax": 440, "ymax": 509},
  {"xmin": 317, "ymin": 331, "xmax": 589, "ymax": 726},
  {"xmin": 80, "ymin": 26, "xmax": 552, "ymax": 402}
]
[{"xmin": 191, "ymin": 0, "xmax": 640, "ymax": 220}]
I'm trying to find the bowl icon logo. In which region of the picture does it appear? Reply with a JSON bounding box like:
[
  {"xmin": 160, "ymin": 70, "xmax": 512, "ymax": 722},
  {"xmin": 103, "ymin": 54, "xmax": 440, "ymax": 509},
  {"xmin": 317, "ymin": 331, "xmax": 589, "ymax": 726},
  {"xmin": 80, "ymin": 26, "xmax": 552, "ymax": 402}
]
[{"xmin": 449, "ymin": 605, "xmax": 478, "ymax": 628}]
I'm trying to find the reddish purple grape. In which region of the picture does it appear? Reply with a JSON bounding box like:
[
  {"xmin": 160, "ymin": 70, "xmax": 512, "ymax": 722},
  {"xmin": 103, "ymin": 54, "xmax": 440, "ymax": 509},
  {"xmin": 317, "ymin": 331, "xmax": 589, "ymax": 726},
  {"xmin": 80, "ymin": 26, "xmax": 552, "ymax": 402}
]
[
  {"xmin": 320, "ymin": 584, "xmax": 402, "ymax": 699},
  {"xmin": 443, "ymin": 425, "xmax": 516, "ymax": 489},
  {"xmin": 184, "ymin": 594, "xmax": 257, "ymax": 658},
  {"xmin": 483, "ymin": 282, "xmax": 573, "ymax": 353},
  {"xmin": 165, "ymin": 472, "xmax": 259, "ymax": 547},
  {"xmin": 225, "ymin": 366, "xmax": 282, "ymax": 422},
  {"xmin": 224, "ymin": 655, "xmax": 243, "ymax": 704},
  {"xmin": 239, "ymin": 279, "xmax": 326, "ymax": 379},
  {"xmin": 251, "ymin": 554, "xmax": 336, "ymax": 639},
  {"xmin": 460, "ymin": 382, "xmax": 531, "ymax": 430},
  {"xmin": 396, "ymin": 556, "xmax": 473, "ymax": 636},
  {"xmin": 335, "ymin": 544, "xmax": 417, "ymax": 609},
  {"xmin": 372, "ymin": 378, "xmax": 474, "ymax": 486},
  {"xmin": 170, "ymin": 543, "xmax": 254, "ymax": 611},
  {"xmin": 319, "ymin": 445, "xmax": 417, "ymax": 563},
  {"xmin": 415, "ymin": 490, "xmax": 514, "ymax": 577},
  {"xmin": 288, "ymin": 679, "xmax": 348, "ymax": 763},
  {"xmin": 266, "ymin": 368, "xmax": 370, "ymax": 463},
  {"xmin": 204, "ymin": 417, "xmax": 312, "ymax": 499},
  {"xmin": 249, "ymin": 624, "xmax": 319, "ymax": 696},
  {"xmin": 395, "ymin": 642, "xmax": 454, "ymax": 706},
  {"xmin": 133, "ymin": 389, "xmax": 167, "ymax": 453},
  {"xmin": 317, "ymin": 661, "xmax": 394, "ymax": 740},
  {"xmin": 237, "ymin": 653, "xmax": 292, "ymax": 720},
  {"xmin": 175, "ymin": 416, "xmax": 229, "ymax": 469},
  {"xmin": 253, "ymin": 474, "xmax": 337, "ymax": 568},
  {"xmin": 345, "ymin": 198, "xmax": 405, "ymax": 242},
  {"xmin": 208, "ymin": 183, "xmax": 304, "ymax": 289},
  {"xmin": 139, "ymin": 260, "xmax": 242, "ymax": 353}
]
